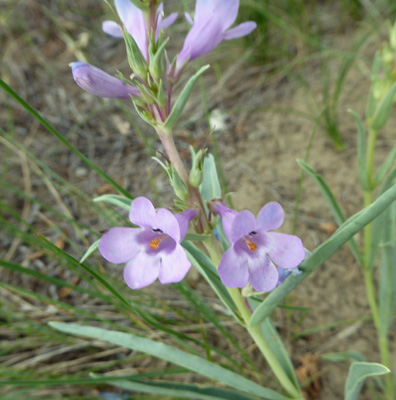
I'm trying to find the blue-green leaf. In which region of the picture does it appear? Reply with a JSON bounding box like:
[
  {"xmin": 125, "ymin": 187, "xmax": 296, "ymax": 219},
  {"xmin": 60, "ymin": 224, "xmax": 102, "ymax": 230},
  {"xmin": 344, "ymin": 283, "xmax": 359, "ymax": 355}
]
[
  {"xmin": 164, "ymin": 65, "xmax": 210, "ymax": 132},
  {"xmin": 248, "ymin": 298, "xmax": 299, "ymax": 389},
  {"xmin": 49, "ymin": 322, "xmax": 289, "ymax": 400},
  {"xmin": 93, "ymin": 194, "xmax": 132, "ymax": 211},
  {"xmin": 348, "ymin": 109, "xmax": 368, "ymax": 190},
  {"xmin": 250, "ymin": 182, "xmax": 396, "ymax": 327},
  {"xmin": 79, "ymin": 239, "xmax": 100, "ymax": 263},
  {"xmin": 200, "ymin": 154, "xmax": 222, "ymax": 203},
  {"xmin": 378, "ymin": 201, "xmax": 396, "ymax": 337},
  {"xmin": 104, "ymin": 378, "xmax": 264, "ymax": 400},
  {"xmin": 297, "ymin": 160, "xmax": 362, "ymax": 263},
  {"xmin": 371, "ymin": 82, "xmax": 396, "ymax": 130},
  {"xmin": 322, "ymin": 351, "xmax": 365, "ymax": 363},
  {"xmin": 344, "ymin": 362, "xmax": 390, "ymax": 400},
  {"xmin": 182, "ymin": 241, "xmax": 240, "ymax": 323}
]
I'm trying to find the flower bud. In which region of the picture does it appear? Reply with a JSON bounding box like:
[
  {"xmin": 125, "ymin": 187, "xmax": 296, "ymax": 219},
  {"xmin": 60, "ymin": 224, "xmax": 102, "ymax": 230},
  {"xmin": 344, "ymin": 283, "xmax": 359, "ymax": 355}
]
[
  {"xmin": 170, "ymin": 166, "xmax": 190, "ymax": 201},
  {"xmin": 189, "ymin": 146, "xmax": 206, "ymax": 188},
  {"xmin": 70, "ymin": 62, "xmax": 139, "ymax": 99}
]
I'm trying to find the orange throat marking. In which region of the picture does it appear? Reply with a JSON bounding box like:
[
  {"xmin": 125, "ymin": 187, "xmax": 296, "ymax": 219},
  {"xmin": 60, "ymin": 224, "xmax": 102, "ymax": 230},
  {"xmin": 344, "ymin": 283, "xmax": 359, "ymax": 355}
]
[
  {"xmin": 150, "ymin": 235, "xmax": 167, "ymax": 249},
  {"xmin": 243, "ymin": 237, "xmax": 257, "ymax": 252}
]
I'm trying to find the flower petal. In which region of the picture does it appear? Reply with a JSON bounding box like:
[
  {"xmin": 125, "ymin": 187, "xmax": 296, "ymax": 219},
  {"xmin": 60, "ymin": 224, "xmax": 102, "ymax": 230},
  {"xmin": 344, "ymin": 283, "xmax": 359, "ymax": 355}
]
[
  {"xmin": 173, "ymin": 209, "xmax": 198, "ymax": 241},
  {"xmin": 211, "ymin": 201, "xmax": 237, "ymax": 243},
  {"xmin": 99, "ymin": 227, "xmax": 140, "ymax": 264},
  {"xmin": 247, "ymin": 255, "xmax": 278, "ymax": 292},
  {"xmin": 154, "ymin": 208, "xmax": 181, "ymax": 243},
  {"xmin": 129, "ymin": 197, "xmax": 156, "ymax": 228},
  {"xmin": 218, "ymin": 246, "xmax": 249, "ymax": 288},
  {"xmin": 184, "ymin": 11, "xmax": 194, "ymax": 25},
  {"xmin": 123, "ymin": 251, "xmax": 160, "ymax": 289},
  {"xmin": 115, "ymin": 0, "xmax": 148, "ymax": 60},
  {"xmin": 159, "ymin": 243, "xmax": 191, "ymax": 284},
  {"xmin": 71, "ymin": 62, "xmax": 139, "ymax": 99},
  {"xmin": 177, "ymin": 16, "xmax": 223, "ymax": 62},
  {"xmin": 230, "ymin": 210, "xmax": 256, "ymax": 243},
  {"xmin": 159, "ymin": 12, "xmax": 178, "ymax": 30},
  {"xmin": 224, "ymin": 21, "xmax": 257, "ymax": 40},
  {"xmin": 102, "ymin": 20, "xmax": 124, "ymax": 38},
  {"xmin": 256, "ymin": 202, "xmax": 285, "ymax": 232},
  {"xmin": 264, "ymin": 232, "xmax": 305, "ymax": 269},
  {"xmin": 194, "ymin": 0, "xmax": 215, "ymax": 23},
  {"xmin": 213, "ymin": 0, "xmax": 240, "ymax": 31}
]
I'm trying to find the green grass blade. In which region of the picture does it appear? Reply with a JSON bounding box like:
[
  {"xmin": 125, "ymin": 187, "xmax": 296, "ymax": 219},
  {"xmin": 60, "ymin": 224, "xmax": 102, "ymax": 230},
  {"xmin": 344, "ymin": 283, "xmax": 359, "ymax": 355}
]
[
  {"xmin": 49, "ymin": 322, "xmax": 290, "ymax": 400},
  {"xmin": 0, "ymin": 77, "xmax": 132, "ymax": 199},
  {"xmin": 106, "ymin": 378, "xmax": 264, "ymax": 400},
  {"xmin": 250, "ymin": 182, "xmax": 396, "ymax": 327}
]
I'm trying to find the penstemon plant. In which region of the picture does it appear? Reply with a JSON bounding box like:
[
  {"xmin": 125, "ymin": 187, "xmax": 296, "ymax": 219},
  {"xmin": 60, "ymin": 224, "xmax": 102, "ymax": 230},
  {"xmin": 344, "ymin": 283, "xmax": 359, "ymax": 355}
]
[{"xmin": 3, "ymin": 0, "xmax": 396, "ymax": 399}]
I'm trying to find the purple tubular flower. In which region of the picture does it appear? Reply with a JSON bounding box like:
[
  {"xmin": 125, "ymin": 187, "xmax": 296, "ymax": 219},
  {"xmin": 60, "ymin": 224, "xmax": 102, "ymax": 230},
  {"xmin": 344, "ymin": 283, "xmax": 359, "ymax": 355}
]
[
  {"xmin": 176, "ymin": 0, "xmax": 257, "ymax": 71},
  {"xmin": 102, "ymin": 0, "xmax": 178, "ymax": 61},
  {"xmin": 99, "ymin": 197, "xmax": 197, "ymax": 290},
  {"xmin": 212, "ymin": 201, "xmax": 305, "ymax": 293},
  {"xmin": 71, "ymin": 62, "xmax": 139, "ymax": 99}
]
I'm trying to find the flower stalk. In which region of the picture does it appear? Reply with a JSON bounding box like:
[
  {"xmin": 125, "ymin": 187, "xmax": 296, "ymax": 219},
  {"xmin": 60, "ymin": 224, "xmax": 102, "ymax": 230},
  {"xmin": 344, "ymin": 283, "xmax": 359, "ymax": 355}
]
[{"xmin": 203, "ymin": 236, "xmax": 304, "ymax": 400}]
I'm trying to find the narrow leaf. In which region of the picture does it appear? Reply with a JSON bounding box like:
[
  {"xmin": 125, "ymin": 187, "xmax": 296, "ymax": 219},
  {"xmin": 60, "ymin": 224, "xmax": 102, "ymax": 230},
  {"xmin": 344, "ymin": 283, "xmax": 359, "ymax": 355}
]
[
  {"xmin": 200, "ymin": 154, "xmax": 222, "ymax": 203},
  {"xmin": 79, "ymin": 239, "xmax": 100, "ymax": 263},
  {"xmin": 164, "ymin": 65, "xmax": 210, "ymax": 131},
  {"xmin": 249, "ymin": 298, "xmax": 299, "ymax": 389},
  {"xmin": 368, "ymin": 166, "xmax": 396, "ymax": 270},
  {"xmin": 374, "ymin": 142, "xmax": 396, "ymax": 185},
  {"xmin": 378, "ymin": 202, "xmax": 396, "ymax": 337},
  {"xmin": 348, "ymin": 109, "xmax": 368, "ymax": 190},
  {"xmin": 106, "ymin": 378, "xmax": 265, "ymax": 400},
  {"xmin": 49, "ymin": 322, "xmax": 289, "ymax": 400},
  {"xmin": 298, "ymin": 160, "xmax": 362, "ymax": 263},
  {"xmin": 344, "ymin": 362, "xmax": 390, "ymax": 400},
  {"xmin": 182, "ymin": 241, "xmax": 241, "ymax": 322},
  {"xmin": 371, "ymin": 81, "xmax": 396, "ymax": 130},
  {"xmin": 0, "ymin": 78, "xmax": 132, "ymax": 198},
  {"xmin": 93, "ymin": 194, "xmax": 133, "ymax": 211},
  {"xmin": 250, "ymin": 182, "xmax": 396, "ymax": 326}
]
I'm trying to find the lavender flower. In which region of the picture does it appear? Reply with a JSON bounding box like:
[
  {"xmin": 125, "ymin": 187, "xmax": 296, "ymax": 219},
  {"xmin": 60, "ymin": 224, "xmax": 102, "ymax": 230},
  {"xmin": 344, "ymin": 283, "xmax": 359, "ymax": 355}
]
[
  {"xmin": 102, "ymin": 0, "xmax": 178, "ymax": 61},
  {"xmin": 99, "ymin": 197, "xmax": 197, "ymax": 289},
  {"xmin": 176, "ymin": 0, "xmax": 257, "ymax": 72},
  {"xmin": 71, "ymin": 62, "xmax": 140, "ymax": 99},
  {"xmin": 212, "ymin": 201, "xmax": 305, "ymax": 293}
]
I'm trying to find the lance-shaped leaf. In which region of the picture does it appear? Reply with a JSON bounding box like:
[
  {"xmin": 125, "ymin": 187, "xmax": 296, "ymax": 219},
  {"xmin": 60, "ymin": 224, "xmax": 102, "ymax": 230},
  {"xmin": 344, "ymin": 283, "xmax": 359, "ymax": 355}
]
[
  {"xmin": 104, "ymin": 378, "xmax": 266, "ymax": 400},
  {"xmin": 93, "ymin": 194, "xmax": 133, "ymax": 211},
  {"xmin": 344, "ymin": 362, "xmax": 390, "ymax": 400},
  {"xmin": 378, "ymin": 201, "xmax": 396, "ymax": 337},
  {"xmin": 200, "ymin": 154, "xmax": 222, "ymax": 203},
  {"xmin": 348, "ymin": 109, "xmax": 368, "ymax": 190},
  {"xmin": 250, "ymin": 182, "xmax": 396, "ymax": 327},
  {"xmin": 80, "ymin": 239, "xmax": 100, "ymax": 263},
  {"xmin": 371, "ymin": 81, "xmax": 396, "ymax": 130},
  {"xmin": 298, "ymin": 160, "xmax": 362, "ymax": 263},
  {"xmin": 49, "ymin": 322, "xmax": 289, "ymax": 400},
  {"xmin": 163, "ymin": 65, "xmax": 210, "ymax": 132}
]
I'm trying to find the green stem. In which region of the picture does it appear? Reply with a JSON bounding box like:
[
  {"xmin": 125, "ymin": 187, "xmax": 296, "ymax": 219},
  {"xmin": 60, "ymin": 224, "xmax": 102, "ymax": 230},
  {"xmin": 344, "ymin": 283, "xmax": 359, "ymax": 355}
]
[
  {"xmin": 363, "ymin": 127, "xmax": 393, "ymax": 399},
  {"xmin": 204, "ymin": 237, "xmax": 304, "ymax": 400}
]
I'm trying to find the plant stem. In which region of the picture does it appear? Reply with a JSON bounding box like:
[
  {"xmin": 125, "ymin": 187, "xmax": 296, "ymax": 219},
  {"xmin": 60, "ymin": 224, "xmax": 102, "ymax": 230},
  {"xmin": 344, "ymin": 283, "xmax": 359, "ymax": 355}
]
[
  {"xmin": 204, "ymin": 237, "xmax": 304, "ymax": 400},
  {"xmin": 363, "ymin": 127, "xmax": 394, "ymax": 399}
]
